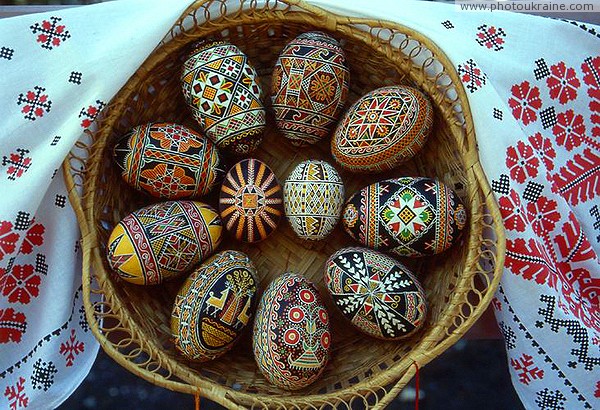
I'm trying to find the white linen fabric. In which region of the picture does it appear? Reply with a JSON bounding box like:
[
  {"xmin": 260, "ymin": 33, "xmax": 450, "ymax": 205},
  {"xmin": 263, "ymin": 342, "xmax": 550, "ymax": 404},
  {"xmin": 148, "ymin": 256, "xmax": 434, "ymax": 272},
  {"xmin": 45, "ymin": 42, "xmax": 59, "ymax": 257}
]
[
  {"xmin": 0, "ymin": 1, "xmax": 193, "ymax": 409},
  {"xmin": 0, "ymin": 1, "xmax": 598, "ymax": 409}
]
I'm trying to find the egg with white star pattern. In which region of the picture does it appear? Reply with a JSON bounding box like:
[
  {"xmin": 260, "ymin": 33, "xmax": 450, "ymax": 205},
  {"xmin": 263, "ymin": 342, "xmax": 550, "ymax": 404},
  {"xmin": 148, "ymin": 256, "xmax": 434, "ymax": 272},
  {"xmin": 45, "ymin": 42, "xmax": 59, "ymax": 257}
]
[{"xmin": 324, "ymin": 247, "xmax": 427, "ymax": 340}]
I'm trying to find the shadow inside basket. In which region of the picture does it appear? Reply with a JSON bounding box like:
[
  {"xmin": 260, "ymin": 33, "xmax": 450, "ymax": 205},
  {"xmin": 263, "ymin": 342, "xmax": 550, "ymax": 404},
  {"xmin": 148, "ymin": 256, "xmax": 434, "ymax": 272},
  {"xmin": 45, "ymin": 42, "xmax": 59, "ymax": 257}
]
[{"xmin": 85, "ymin": 12, "xmax": 483, "ymax": 401}]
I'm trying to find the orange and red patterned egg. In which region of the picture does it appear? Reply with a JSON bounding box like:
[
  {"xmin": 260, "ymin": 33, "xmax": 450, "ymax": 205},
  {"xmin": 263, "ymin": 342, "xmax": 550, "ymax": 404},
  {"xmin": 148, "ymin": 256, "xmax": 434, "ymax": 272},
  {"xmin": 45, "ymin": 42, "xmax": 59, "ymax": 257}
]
[
  {"xmin": 106, "ymin": 201, "xmax": 222, "ymax": 285},
  {"xmin": 171, "ymin": 250, "xmax": 258, "ymax": 362},
  {"xmin": 181, "ymin": 41, "xmax": 265, "ymax": 155},
  {"xmin": 342, "ymin": 177, "xmax": 466, "ymax": 257},
  {"xmin": 113, "ymin": 122, "xmax": 222, "ymax": 199},
  {"xmin": 331, "ymin": 86, "xmax": 433, "ymax": 173},
  {"xmin": 324, "ymin": 247, "xmax": 427, "ymax": 340},
  {"xmin": 219, "ymin": 158, "xmax": 283, "ymax": 243},
  {"xmin": 271, "ymin": 31, "xmax": 349, "ymax": 147},
  {"xmin": 253, "ymin": 272, "xmax": 331, "ymax": 390}
]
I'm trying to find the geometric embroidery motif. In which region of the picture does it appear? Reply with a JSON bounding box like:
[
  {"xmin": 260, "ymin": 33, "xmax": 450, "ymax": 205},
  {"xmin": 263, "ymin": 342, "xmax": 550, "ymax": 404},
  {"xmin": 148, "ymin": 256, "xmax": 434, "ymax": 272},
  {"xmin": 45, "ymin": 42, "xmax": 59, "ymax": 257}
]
[
  {"xmin": 534, "ymin": 58, "xmax": 550, "ymax": 80},
  {"xmin": 2, "ymin": 149, "xmax": 32, "ymax": 181},
  {"xmin": 458, "ymin": 59, "xmax": 487, "ymax": 93},
  {"xmin": 68, "ymin": 71, "xmax": 82, "ymax": 85},
  {"xmin": 441, "ymin": 20, "xmax": 454, "ymax": 29},
  {"xmin": 30, "ymin": 16, "xmax": 71, "ymax": 50},
  {"xmin": 17, "ymin": 86, "xmax": 51, "ymax": 121},
  {"xmin": 79, "ymin": 99, "xmax": 106, "ymax": 129},
  {"xmin": 476, "ymin": 24, "xmax": 506, "ymax": 51},
  {"xmin": 31, "ymin": 358, "xmax": 57, "ymax": 391},
  {"xmin": 539, "ymin": 107, "xmax": 557, "ymax": 130},
  {"xmin": 0, "ymin": 47, "xmax": 14, "ymax": 60}
]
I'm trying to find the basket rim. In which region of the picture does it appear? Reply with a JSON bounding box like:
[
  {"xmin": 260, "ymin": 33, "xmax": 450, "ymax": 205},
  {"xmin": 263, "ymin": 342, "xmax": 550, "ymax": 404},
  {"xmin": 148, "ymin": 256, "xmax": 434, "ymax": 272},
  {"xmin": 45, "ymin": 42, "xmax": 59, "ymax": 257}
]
[{"xmin": 64, "ymin": 0, "xmax": 506, "ymax": 408}]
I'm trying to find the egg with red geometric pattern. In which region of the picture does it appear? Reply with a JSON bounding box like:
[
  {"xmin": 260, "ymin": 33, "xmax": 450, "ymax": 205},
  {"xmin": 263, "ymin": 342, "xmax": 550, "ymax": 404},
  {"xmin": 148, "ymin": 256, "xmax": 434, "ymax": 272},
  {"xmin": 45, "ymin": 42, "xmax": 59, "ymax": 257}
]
[
  {"xmin": 253, "ymin": 272, "xmax": 331, "ymax": 390},
  {"xmin": 113, "ymin": 122, "xmax": 223, "ymax": 199}
]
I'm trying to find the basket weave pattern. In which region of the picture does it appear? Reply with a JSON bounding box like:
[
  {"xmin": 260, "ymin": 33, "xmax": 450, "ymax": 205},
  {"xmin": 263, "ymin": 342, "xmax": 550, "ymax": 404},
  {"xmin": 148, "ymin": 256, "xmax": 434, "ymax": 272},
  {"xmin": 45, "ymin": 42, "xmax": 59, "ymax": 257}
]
[{"xmin": 64, "ymin": 1, "xmax": 505, "ymax": 408}]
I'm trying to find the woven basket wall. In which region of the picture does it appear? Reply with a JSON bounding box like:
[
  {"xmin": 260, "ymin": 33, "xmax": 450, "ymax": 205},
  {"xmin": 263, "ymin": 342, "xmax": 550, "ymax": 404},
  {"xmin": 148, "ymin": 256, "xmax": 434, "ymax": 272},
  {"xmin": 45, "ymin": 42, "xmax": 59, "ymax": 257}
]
[{"xmin": 64, "ymin": 0, "xmax": 506, "ymax": 408}]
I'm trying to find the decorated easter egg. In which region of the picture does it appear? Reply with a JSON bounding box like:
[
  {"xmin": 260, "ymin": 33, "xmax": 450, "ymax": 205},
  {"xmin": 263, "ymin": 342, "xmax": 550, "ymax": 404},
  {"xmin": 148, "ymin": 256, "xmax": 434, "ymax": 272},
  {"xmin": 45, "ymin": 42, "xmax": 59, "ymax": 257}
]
[
  {"xmin": 271, "ymin": 31, "xmax": 349, "ymax": 146},
  {"xmin": 171, "ymin": 250, "xmax": 258, "ymax": 362},
  {"xmin": 106, "ymin": 201, "xmax": 222, "ymax": 285},
  {"xmin": 342, "ymin": 177, "xmax": 466, "ymax": 257},
  {"xmin": 253, "ymin": 272, "xmax": 331, "ymax": 390},
  {"xmin": 331, "ymin": 85, "xmax": 433, "ymax": 173},
  {"xmin": 181, "ymin": 41, "xmax": 265, "ymax": 155},
  {"xmin": 284, "ymin": 160, "xmax": 344, "ymax": 241},
  {"xmin": 219, "ymin": 158, "xmax": 284, "ymax": 243},
  {"xmin": 324, "ymin": 247, "xmax": 427, "ymax": 340},
  {"xmin": 113, "ymin": 122, "xmax": 223, "ymax": 199}
]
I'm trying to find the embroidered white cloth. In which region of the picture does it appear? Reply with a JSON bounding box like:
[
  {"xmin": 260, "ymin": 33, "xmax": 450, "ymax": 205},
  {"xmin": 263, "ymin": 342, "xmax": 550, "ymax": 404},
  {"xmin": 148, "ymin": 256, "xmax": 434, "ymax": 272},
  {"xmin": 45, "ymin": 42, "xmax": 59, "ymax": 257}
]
[{"xmin": 0, "ymin": 1, "xmax": 598, "ymax": 409}]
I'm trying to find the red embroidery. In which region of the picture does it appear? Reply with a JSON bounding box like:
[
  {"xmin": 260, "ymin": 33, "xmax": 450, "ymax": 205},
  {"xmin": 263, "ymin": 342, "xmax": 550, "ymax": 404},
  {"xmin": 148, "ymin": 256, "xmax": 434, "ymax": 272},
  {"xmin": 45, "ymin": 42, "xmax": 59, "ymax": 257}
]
[
  {"xmin": 16, "ymin": 87, "xmax": 51, "ymax": 121},
  {"xmin": 552, "ymin": 109, "xmax": 588, "ymax": 151},
  {"xmin": 595, "ymin": 381, "xmax": 600, "ymax": 398},
  {"xmin": 2, "ymin": 150, "xmax": 32, "ymax": 181},
  {"xmin": 510, "ymin": 353, "xmax": 545, "ymax": 385},
  {"xmin": 0, "ymin": 308, "xmax": 27, "ymax": 343},
  {"xmin": 30, "ymin": 16, "xmax": 71, "ymax": 50},
  {"xmin": 528, "ymin": 132, "xmax": 556, "ymax": 171},
  {"xmin": 18, "ymin": 222, "xmax": 44, "ymax": 255},
  {"xmin": 546, "ymin": 62, "xmax": 580, "ymax": 104},
  {"xmin": 554, "ymin": 212, "xmax": 595, "ymax": 263},
  {"xmin": 3, "ymin": 377, "xmax": 28, "ymax": 410},
  {"xmin": 526, "ymin": 196, "xmax": 561, "ymax": 238},
  {"xmin": 0, "ymin": 264, "xmax": 41, "ymax": 304},
  {"xmin": 582, "ymin": 56, "xmax": 600, "ymax": 138},
  {"xmin": 506, "ymin": 141, "xmax": 540, "ymax": 183},
  {"xmin": 0, "ymin": 221, "xmax": 19, "ymax": 261},
  {"xmin": 506, "ymin": 237, "xmax": 557, "ymax": 286},
  {"xmin": 79, "ymin": 99, "xmax": 106, "ymax": 129},
  {"xmin": 499, "ymin": 189, "xmax": 527, "ymax": 232},
  {"xmin": 492, "ymin": 297, "xmax": 502, "ymax": 311},
  {"xmin": 509, "ymin": 81, "xmax": 542, "ymax": 126},
  {"xmin": 551, "ymin": 147, "xmax": 600, "ymax": 206},
  {"xmin": 59, "ymin": 329, "xmax": 85, "ymax": 366},
  {"xmin": 476, "ymin": 25, "xmax": 506, "ymax": 51},
  {"xmin": 458, "ymin": 59, "xmax": 487, "ymax": 93}
]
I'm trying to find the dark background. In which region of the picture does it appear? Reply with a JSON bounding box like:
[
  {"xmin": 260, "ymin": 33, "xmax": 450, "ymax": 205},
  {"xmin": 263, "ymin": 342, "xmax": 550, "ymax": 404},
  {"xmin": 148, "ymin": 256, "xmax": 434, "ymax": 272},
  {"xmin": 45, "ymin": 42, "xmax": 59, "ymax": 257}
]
[{"xmin": 58, "ymin": 338, "xmax": 523, "ymax": 409}]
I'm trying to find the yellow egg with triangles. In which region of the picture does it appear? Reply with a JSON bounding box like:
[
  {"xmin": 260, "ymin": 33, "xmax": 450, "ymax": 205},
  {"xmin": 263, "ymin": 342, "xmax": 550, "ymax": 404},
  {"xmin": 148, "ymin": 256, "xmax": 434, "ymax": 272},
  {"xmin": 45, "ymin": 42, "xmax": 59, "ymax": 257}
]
[{"xmin": 106, "ymin": 201, "xmax": 222, "ymax": 285}]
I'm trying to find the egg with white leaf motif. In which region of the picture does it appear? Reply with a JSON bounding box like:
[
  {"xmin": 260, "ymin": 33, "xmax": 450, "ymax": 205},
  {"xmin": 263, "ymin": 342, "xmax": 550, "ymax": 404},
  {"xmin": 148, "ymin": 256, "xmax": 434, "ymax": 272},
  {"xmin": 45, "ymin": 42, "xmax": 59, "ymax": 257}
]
[{"xmin": 324, "ymin": 247, "xmax": 427, "ymax": 340}]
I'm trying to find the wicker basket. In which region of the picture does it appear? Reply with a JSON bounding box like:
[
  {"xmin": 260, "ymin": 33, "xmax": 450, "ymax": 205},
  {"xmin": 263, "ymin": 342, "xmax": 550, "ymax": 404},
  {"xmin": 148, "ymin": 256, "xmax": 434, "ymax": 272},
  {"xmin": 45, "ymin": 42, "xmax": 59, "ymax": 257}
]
[{"xmin": 64, "ymin": 0, "xmax": 505, "ymax": 408}]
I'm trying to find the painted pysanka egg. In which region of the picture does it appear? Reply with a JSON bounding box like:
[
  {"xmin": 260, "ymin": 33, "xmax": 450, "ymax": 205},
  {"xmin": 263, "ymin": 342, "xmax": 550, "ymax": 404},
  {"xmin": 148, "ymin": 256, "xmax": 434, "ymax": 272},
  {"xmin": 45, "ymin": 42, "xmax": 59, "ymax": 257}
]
[
  {"xmin": 171, "ymin": 250, "xmax": 258, "ymax": 362},
  {"xmin": 253, "ymin": 272, "xmax": 331, "ymax": 390},
  {"xmin": 331, "ymin": 85, "xmax": 433, "ymax": 173},
  {"xmin": 284, "ymin": 160, "xmax": 345, "ymax": 241},
  {"xmin": 324, "ymin": 247, "xmax": 427, "ymax": 340},
  {"xmin": 106, "ymin": 201, "xmax": 222, "ymax": 285},
  {"xmin": 342, "ymin": 177, "xmax": 467, "ymax": 257},
  {"xmin": 181, "ymin": 41, "xmax": 266, "ymax": 155},
  {"xmin": 219, "ymin": 158, "xmax": 283, "ymax": 243},
  {"xmin": 113, "ymin": 122, "xmax": 223, "ymax": 199},
  {"xmin": 271, "ymin": 31, "xmax": 349, "ymax": 147}
]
